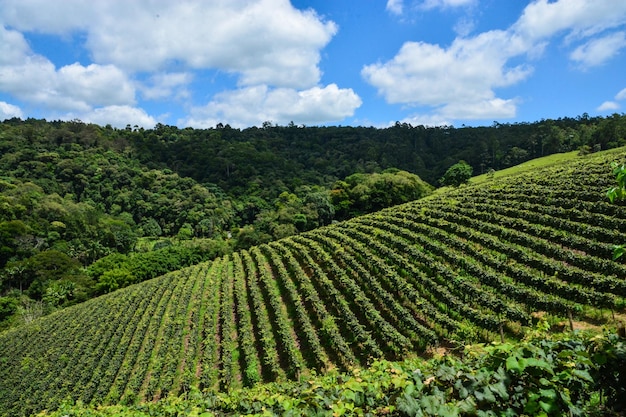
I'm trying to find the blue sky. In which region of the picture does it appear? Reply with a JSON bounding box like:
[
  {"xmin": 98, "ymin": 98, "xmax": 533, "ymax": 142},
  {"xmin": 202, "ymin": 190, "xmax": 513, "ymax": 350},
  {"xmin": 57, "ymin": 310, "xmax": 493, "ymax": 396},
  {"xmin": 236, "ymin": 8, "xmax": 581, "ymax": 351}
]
[{"xmin": 0, "ymin": 0, "xmax": 625, "ymax": 128}]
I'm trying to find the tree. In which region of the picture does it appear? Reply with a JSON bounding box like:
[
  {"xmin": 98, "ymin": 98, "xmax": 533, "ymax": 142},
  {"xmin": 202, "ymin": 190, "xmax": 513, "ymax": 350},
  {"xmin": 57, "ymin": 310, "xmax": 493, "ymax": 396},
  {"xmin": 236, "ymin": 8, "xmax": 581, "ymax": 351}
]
[
  {"xmin": 0, "ymin": 297, "xmax": 18, "ymax": 321},
  {"xmin": 330, "ymin": 170, "xmax": 433, "ymax": 220},
  {"xmin": 439, "ymin": 160, "xmax": 473, "ymax": 187}
]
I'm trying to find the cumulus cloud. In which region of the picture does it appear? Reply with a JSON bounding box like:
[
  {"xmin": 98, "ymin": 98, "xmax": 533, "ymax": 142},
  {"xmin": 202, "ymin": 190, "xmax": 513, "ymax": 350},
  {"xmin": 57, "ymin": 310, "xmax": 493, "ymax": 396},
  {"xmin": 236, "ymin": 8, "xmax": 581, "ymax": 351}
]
[
  {"xmin": 139, "ymin": 72, "xmax": 193, "ymax": 101},
  {"xmin": 439, "ymin": 98, "xmax": 517, "ymax": 119},
  {"xmin": 362, "ymin": 31, "xmax": 531, "ymax": 108},
  {"xmin": 398, "ymin": 113, "xmax": 451, "ymax": 127},
  {"xmin": 386, "ymin": 0, "xmax": 404, "ymax": 15},
  {"xmin": 0, "ymin": 0, "xmax": 336, "ymax": 89},
  {"xmin": 0, "ymin": 24, "xmax": 136, "ymax": 112},
  {"xmin": 0, "ymin": 0, "xmax": 357, "ymax": 126},
  {"xmin": 182, "ymin": 84, "xmax": 362, "ymax": 128},
  {"xmin": 0, "ymin": 0, "xmax": 92, "ymax": 34},
  {"xmin": 420, "ymin": 0, "xmax": 475, "ymax": 10},
  {"xmin": 597, "ymin": 87, "xmax": 626, "ymax": 112},
  {"xmin": 364, "ymin": 0, "xmax": 626, "ymax": 123},
  {"xmin": 71, "ymin": 105, "xmax": 157, "ymax": 129},
  {"xmin": 387, "ymin": 0, "xmax": 474, "ymax": 16},
  {"xmin": 570, "ymin": 32, "xmax": 626, "ymax": 68},
  {"xmin": 513, "ymin": 0, "xmax": 626, "ymax": 41},
  {"xmin": 597, "ymin": 101, "xmax": 620, "ymax": 111},
  {"xmin": 0, "ymin": 101, "xmax": 23, "ymax": 119}
]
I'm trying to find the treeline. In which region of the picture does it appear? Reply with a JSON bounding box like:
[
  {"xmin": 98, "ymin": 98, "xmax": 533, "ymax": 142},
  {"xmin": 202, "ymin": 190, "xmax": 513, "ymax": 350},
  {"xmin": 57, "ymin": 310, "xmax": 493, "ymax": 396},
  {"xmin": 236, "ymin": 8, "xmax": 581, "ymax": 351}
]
[{"xmin": 129, "ymin": 113, "xmax": 626, "ymax": 189}]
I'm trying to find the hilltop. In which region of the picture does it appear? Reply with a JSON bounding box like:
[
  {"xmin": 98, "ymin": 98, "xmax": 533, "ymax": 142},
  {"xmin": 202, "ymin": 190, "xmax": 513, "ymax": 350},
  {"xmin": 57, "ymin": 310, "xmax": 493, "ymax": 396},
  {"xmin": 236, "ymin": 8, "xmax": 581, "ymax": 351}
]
[{"xmin": 0, "ymin": 147, "xmax": 625, "ymax": 416}]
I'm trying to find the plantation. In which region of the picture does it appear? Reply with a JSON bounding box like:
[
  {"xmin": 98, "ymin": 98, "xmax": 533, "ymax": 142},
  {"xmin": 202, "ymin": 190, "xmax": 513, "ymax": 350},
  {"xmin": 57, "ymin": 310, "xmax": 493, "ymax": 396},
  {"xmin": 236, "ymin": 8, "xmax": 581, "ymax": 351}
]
[{"xmin": 1, "ymin": 148, "xmax": 626, "ymax": 416}]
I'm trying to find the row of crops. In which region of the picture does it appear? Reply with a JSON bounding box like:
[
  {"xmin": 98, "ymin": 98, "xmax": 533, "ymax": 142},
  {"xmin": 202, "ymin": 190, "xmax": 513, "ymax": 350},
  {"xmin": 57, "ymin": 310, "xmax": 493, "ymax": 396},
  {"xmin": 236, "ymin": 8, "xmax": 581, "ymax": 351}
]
[{"xmin": 1, "ymin": 150, "xmax": 626, "ymax": 416}]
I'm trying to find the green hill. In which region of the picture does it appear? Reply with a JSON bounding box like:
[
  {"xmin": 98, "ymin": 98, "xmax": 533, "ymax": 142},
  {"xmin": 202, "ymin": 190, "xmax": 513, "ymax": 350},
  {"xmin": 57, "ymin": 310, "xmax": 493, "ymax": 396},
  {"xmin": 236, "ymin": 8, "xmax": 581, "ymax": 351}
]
[{"xmin": 1, "ymin": 148, "xmax": 626, "ymax": 416}]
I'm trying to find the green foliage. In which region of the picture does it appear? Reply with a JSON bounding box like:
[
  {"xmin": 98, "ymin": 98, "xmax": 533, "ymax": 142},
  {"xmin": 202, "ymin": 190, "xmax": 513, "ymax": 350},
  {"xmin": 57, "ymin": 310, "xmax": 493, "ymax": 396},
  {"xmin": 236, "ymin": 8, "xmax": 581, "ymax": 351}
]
[
  {"xmin": 2, "ymin": 150, "xmax": 626, "ymax": 416},
  {"xmin": 331, "ymin": 169, "xmax": 433, "ymax": 220},
  {"xmin": 33, "ymin": 332, "xmax": 626, "ymax": 417},
  {"xmin": 1, "ymin": 120, "xmax": 626, "ymax": 414},
  {"xmin": 88, "ymin": 239, "xmax": 230, "ymax": 294},
  {"xmin": 440, "ymin": 160, "xmax": 473, "ymax": 187},
  {"xmin": 0, "ymin": 296, "xmax": 18, "ymax": 321},
  {"xmin": 0, "ymin": 116, "xmax": 624, "ymax": 327},
  {"xmin": 606, "ymin": 162, "xmax": 626, "ymax": 204},
  {"xmin": 607, "ymin": 162, "xmax": 626, "ymax": 259}
]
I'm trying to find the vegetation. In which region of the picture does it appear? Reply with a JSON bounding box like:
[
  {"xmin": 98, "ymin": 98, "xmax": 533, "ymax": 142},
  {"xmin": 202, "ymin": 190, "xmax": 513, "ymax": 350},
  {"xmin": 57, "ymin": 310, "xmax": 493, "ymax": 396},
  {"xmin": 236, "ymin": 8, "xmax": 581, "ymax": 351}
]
[
  {"xmin": 439, "ymin": 160, "xmax": 473, "ymax": 187},
  {"xmin": 1, "ymin": 147, "xmax": 625, "ymax": 416},
  {"xmin": 1, "ymin": 114, "xmax": 626, "ymax": 325},
  {"xmin": 607, "ymin": 162, "xmax": 626, "ymax": 260},
  {"xmin": 33, "ymin": 330, "xmax": 626, "ymax": 416}
]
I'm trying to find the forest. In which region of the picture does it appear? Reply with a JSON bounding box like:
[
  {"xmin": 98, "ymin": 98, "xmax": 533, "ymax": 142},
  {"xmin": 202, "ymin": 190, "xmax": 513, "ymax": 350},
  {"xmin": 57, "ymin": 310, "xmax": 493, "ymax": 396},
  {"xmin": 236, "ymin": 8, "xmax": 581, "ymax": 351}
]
[{"xmin": 0, "ymin": 114, "xmax": 625, "ymax": 330}]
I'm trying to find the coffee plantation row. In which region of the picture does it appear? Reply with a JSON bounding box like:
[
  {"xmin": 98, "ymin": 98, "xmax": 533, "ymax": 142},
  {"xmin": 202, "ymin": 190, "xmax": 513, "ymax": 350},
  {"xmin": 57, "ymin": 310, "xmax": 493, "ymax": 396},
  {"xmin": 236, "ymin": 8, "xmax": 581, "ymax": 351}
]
[
  {"xmin": 1, "ymin": 149, "xmax": 625, "ymax": 416},
  {"xmin": 33, "ymin": 332, "xmax": 626, "ymax": 416}
]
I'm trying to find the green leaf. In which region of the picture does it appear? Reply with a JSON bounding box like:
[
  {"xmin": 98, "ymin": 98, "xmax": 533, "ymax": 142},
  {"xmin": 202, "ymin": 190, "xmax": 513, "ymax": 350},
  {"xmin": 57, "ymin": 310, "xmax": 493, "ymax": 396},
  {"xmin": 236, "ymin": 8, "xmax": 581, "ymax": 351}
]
[
  {"xmin": 571, "ymin": 369, "xmax": 593, "ymax": 383},
  {"xmin": 506, "ymin": 356, "xmax": 523, "ymax": 373},
  {"xmin": 539, "ymin": 388, "xmax": 557, "ymax": 400},
  {"xmin": 488, "ymin": 381, "xmax": 509, "ymax": 400},
  {"xmin": 421, "ymin": 395, "xmax": 442, "ymax": 414},
  {"xmin": 476, "ymin": 387, "xmax": 496, "ymax": 404},
  {"xmin": 539, "ymin": 399, "xmax": 557, "ymax": 414},
  {"xmin": 345, "ymin": 379, "xmax": 364, "ymax": 393},
  {"xmin": 525, "ymin": 358, "xmax": 554, "ymax": 375},
  {"xmin": 457, "ymin": 397, "xmax": 477, "ymax": 414},
  {"xmin": 342, "ymin": 389, "xmax": 356, "ymax": 403}
]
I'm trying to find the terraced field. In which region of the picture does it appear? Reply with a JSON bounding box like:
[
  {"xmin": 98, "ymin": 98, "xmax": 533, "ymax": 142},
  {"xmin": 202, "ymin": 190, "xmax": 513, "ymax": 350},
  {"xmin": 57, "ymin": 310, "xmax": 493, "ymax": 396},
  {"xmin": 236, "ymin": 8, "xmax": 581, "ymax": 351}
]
[{"xmin": 1, "ymin": 149, "xmax": 625, "ymax": 416}]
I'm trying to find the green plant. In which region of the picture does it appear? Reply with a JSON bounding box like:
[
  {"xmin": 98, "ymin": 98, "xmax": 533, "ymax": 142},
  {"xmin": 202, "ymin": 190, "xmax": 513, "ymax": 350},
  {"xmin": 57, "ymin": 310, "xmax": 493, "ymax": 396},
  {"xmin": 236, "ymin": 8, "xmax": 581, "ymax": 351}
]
[
  {"xmin": 440, "ymin": 160, "xmax": 473, "ymax": 187},
  {"xmin": 607, "ymin": 162, "xmax": 626, "ymax": 259}
]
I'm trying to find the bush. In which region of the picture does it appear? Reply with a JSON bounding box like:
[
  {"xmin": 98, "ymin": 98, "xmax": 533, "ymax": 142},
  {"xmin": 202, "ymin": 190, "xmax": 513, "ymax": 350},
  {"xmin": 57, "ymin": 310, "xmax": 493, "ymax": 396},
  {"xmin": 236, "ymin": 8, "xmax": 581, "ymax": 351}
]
[{"xmin": 440, "ymin": 160, "xmax": 473, "ymax": 187}]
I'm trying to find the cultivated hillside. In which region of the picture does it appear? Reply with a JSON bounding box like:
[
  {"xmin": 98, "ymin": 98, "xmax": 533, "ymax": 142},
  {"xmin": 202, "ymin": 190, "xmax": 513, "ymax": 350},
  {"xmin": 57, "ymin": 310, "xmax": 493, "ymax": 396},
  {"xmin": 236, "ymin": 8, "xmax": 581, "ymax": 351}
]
[{"xmin": 1, "ymin": 149, "xmax": 625, "ymax": 416}]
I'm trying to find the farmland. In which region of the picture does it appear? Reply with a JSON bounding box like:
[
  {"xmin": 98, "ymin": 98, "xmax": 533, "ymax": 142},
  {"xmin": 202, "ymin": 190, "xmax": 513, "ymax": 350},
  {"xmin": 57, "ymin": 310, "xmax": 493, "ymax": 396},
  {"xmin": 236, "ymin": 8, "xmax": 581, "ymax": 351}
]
[{"xmin": 1, "ymin": 148, "xmax": 626, "ymax": 416}]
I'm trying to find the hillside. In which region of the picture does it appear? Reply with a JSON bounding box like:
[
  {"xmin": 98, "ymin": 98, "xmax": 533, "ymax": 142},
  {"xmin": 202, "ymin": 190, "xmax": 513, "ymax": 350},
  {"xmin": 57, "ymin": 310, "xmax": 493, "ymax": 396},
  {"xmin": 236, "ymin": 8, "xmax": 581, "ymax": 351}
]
[{"xmin": 1, "ymin": 148, "xmax": 626, "ymax": 416}]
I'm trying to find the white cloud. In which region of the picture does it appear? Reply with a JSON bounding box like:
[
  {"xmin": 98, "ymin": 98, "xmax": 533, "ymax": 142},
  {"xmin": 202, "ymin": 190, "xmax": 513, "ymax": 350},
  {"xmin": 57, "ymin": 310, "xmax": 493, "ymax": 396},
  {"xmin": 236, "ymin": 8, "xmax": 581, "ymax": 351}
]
[
  {"xmin": 182, "ymin": 84, "xmax": 362, "ymax": 128},
  {"xmin": 440, "ymin": 98, "xmax": 517, "ymax": 119},
  {"xmin": 0, "ymin": 0, "xmax": 352, "ymax": 126},
  {"xmin": 514, "ymin": 0, "xmax": 626, "ymax": 42},
  {"xmin": 0, "ymin": 0, "xmax": 337, "ymax": 89},
  {"xmin": 0, "ymin": 59, "xmax": 136, "ymax": 112},
  {"xmin": 570, "ymin": 32, "xmax": 626, "ymax": 68},
  {"xmin": 0, "ymin": 101, "xmax": 23, "ymax": 119},
  {"xmin": 454, "ymin": 17, "xmax": 475, "ymax": 37},
  {"xmin": 386, "ymin": 0, "xmax": 404, "ymax": 15},
  {"xmin": 363, "ymin": 0, "xmax": 626, "ymax": 123},
  {"xmin": 140, "ymin": 72, "xmax": 193, "ymax": 101},
  {"xmin": 71, "ymin": 105, "xmax": 157, "ymax": 129},
  {"xmin": 362, "ymin": 31, "xmax": 531, "ymax": 108},
  {"xmin": 0, "ymin": 24, "xmax": 136, "ymax": 112},
  {"xmin": 56, "ymin": 63, "xmax": 136, "ymax": 106},
  {"xmin": 597, "ymin": 87, "xmax": 626, "ymax": 112},
  {"xmin": 420, "ymin": 0, "xmax": 475, "ymax": 10},
  {"xmin": 398, "ymin": 113, "xmax": 451, "ymax": 127},
  {"xmin": 0, "ymin": 0, "xmax": 92, "ymax": 34},
  {"xmin": 597, "ymin": 101, "xmax": 620, "ymax": 111},
  {"xmin": 0, "ymin": 25, "xmax": 30, "ymax": 65}
]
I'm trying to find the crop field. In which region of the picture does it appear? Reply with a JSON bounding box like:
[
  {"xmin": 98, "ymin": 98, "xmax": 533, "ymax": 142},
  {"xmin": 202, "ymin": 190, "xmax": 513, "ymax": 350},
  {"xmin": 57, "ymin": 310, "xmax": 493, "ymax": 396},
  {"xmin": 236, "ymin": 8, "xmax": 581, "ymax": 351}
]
[{"xmin": 1, "ymin": 149, "xmax": 625, "ymax": 416}]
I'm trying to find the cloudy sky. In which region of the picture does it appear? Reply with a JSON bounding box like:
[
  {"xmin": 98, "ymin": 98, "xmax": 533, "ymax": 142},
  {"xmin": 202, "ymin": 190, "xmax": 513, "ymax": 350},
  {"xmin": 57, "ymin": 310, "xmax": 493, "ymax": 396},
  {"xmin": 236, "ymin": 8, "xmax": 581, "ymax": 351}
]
[{"xmin": 0, "ymin": 0, "xmax": 625, "ymax": 128}]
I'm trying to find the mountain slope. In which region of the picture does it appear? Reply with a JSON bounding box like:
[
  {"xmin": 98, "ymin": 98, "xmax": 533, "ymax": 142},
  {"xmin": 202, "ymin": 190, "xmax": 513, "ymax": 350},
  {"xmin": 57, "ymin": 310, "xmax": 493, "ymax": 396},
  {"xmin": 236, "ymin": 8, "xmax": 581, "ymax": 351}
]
[{"xmin": 1, "ymin": 148, "xmax": 625, "ymax": 416}]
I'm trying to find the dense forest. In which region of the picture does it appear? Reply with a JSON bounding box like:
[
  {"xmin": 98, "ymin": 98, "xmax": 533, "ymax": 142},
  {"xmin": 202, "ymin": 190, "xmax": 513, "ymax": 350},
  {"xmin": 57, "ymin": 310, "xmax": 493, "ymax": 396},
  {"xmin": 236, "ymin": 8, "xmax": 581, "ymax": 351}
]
[{"xmin": 0, "ymin": 114, "xmax": 625, "ymax": 329}]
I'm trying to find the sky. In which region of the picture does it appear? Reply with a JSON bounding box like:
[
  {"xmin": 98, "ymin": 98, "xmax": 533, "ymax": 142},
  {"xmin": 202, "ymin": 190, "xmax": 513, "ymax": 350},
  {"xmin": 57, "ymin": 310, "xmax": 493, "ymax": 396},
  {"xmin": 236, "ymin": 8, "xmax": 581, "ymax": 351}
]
[{"xmin": 0, "ymin": 0, "xmax": 625, "ymax": 129}]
